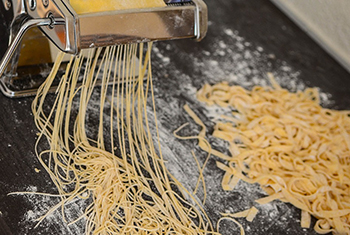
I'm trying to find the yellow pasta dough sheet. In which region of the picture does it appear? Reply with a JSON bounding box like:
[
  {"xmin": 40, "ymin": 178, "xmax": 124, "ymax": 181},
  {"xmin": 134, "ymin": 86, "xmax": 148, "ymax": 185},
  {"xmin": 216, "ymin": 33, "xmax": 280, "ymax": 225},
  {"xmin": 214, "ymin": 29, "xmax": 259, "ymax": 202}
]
[{"xmin": 70, "ymin": 0, "xmax": 166, "ymax": 14}]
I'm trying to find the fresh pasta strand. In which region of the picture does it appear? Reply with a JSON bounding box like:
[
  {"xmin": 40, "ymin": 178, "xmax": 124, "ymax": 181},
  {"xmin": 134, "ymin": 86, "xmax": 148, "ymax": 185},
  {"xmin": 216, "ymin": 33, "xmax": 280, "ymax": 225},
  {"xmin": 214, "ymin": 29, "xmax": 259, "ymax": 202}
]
[
  {"xmin": 185, "ymin": 75, "xmax": 350, "ymax": 234},
  {"xmin": 28, "ymin": 43, "xmax": 217, "ymax": 234},
  {"xmin": 217, "ymin": 217, "xmax": 245, "ymax": 235},
  {"xmin": 220, "ymin": 206, "xmax": 259, "ymax": 223}
]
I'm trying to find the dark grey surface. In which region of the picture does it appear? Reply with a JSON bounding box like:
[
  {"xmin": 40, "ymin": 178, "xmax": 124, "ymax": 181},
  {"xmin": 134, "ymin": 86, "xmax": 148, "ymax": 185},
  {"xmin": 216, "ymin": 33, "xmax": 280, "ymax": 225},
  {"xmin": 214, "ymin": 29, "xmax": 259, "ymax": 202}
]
[{"xmin": 0, "ymin": 0, "xmax": 349, "ymax": 234}]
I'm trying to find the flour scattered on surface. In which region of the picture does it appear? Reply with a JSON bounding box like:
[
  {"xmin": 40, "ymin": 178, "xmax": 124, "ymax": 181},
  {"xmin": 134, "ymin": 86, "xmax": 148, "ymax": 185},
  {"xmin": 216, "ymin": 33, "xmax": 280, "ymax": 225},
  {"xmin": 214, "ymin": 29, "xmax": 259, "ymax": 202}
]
[
  {"xmin": 25, "ymin": 210, "xmax": 37, "ymax": 221},
  {"xmin": 192, "ymin": 27, "xmax": 331, "ymax": 107},
  {"xmin": 19, "ymin": 186, "xmax": 85, "ymax": 234},
  {"xmin": 224, "ymin": 28, "xmax": 234, "ymax": 36},
  {"xmin": 203, "ymin": 50, "xmax": 211, "ymax": 56},
  {"xmin": 153, "ymin": 46, "xmax": 170, "ymax": 65},
  {"xmin": 151, "ymin": 25, "xmax": 333, "ymax": 234},
  {"xmin": 26, "ymin": 186, "xmax": 38, "ymax": 192}
]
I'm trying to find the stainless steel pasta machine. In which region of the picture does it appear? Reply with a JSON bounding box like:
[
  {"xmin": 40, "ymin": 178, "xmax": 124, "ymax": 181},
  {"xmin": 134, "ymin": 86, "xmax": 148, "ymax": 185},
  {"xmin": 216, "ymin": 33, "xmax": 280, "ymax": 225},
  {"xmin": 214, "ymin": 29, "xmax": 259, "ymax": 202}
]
[{"xmin": 0, "ymin": 0, "xmax": 208, "ymax": 97}]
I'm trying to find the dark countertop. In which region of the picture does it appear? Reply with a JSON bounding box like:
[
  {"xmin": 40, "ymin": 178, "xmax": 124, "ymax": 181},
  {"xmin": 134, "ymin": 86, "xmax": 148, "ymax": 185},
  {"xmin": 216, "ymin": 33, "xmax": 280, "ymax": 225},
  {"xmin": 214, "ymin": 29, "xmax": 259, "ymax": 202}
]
[{"xmin": 1, "ymin": 0, "xmax": 349, "ymax": 234}]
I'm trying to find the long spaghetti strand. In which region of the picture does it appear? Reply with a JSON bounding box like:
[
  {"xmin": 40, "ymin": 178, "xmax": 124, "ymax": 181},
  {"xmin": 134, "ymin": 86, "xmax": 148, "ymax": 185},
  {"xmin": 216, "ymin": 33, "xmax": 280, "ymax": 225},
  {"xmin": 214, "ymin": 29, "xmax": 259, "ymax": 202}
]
[{"xmin": 31, "ymin": 43, "xmax": 215, "ymax": 234}]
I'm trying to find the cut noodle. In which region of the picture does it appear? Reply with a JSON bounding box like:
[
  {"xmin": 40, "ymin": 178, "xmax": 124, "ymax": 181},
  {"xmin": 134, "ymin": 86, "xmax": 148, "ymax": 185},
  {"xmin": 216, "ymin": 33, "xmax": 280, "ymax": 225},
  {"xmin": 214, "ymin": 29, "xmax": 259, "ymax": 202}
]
[
  {"xmin": 220, "ymin": 206, "xmax": 259, "ymax": 222},
  {"xmin": 183, "ymin": 74, "xmax": 350, "ymax": 234}
]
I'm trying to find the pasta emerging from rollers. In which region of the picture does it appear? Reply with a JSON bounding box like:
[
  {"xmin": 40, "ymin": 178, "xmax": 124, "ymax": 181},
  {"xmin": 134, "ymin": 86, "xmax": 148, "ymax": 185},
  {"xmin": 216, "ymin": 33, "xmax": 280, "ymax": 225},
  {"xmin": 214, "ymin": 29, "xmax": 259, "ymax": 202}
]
[
  {"xmin": 183, "ymin": 74, "xmax": 350, "ymax": 234},
  {"xmin": 31, "ymin": 43, "xmax": 214, "ymax": 234}
]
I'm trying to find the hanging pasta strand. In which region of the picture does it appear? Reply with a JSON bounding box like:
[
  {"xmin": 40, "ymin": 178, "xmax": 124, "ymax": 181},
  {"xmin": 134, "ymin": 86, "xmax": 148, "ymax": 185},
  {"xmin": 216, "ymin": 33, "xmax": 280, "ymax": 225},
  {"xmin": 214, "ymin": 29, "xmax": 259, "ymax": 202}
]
[{"xmin": 30, "ymin": 43, "xmax": 215, "ymax": 234}]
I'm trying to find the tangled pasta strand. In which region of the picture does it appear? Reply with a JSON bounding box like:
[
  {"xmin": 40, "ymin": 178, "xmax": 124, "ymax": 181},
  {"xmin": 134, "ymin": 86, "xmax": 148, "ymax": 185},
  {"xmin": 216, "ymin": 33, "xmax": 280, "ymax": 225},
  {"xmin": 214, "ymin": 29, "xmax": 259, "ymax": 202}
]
[{"xmin": 30, "ymin": 43, "xmax": 214, "ymax": 234}]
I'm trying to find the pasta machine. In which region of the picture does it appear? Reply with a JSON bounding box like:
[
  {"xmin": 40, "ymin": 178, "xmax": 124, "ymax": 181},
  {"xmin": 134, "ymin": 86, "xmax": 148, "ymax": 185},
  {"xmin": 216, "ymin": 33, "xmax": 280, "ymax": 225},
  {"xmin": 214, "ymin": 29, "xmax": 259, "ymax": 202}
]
[{"xmin": 0, "ymin": 0, "xmax": 208, "ymax": 97}]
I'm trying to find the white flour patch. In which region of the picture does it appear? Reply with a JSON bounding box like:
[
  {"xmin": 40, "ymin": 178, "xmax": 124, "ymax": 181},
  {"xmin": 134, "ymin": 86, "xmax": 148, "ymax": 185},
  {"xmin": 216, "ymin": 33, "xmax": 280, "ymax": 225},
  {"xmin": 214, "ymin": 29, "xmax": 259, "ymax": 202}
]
[
  {"xmin": 257, "ymin": 202, "xmax": 279, "ymax": 219},
  {"xmin": 198, "ymin": 28, "xmax": 331, "ymax": 107},
  {"xmin": 19, "ymin": 186, "xmax": 85, "ymax": 234},
  {"xmin": 153, "ymin": 46, "xmax": 170, "ymax": 65}
]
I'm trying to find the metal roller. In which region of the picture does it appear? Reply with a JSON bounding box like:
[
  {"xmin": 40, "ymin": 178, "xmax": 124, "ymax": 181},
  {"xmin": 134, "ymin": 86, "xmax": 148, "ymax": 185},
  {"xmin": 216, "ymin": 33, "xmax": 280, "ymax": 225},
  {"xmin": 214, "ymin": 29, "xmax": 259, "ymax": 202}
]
[{"xmin": 0, "ymin": 0, "xmax": 208, "ymax": 97}]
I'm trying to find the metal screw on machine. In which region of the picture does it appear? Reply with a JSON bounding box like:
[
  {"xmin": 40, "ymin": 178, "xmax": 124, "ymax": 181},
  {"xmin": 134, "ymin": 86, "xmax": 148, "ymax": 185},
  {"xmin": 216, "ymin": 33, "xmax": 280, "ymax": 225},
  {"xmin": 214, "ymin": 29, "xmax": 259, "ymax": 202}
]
[
  {"xmin": 42, "ymin": 0, "xmax": 49, "ymax": 7},
  {"xmin": 29, "ymin": 0, "xmax": 36, "ymax": 10},
  {"xmin": 46, "ymin": 12, "xmax": 55, "ymax": 29}
]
